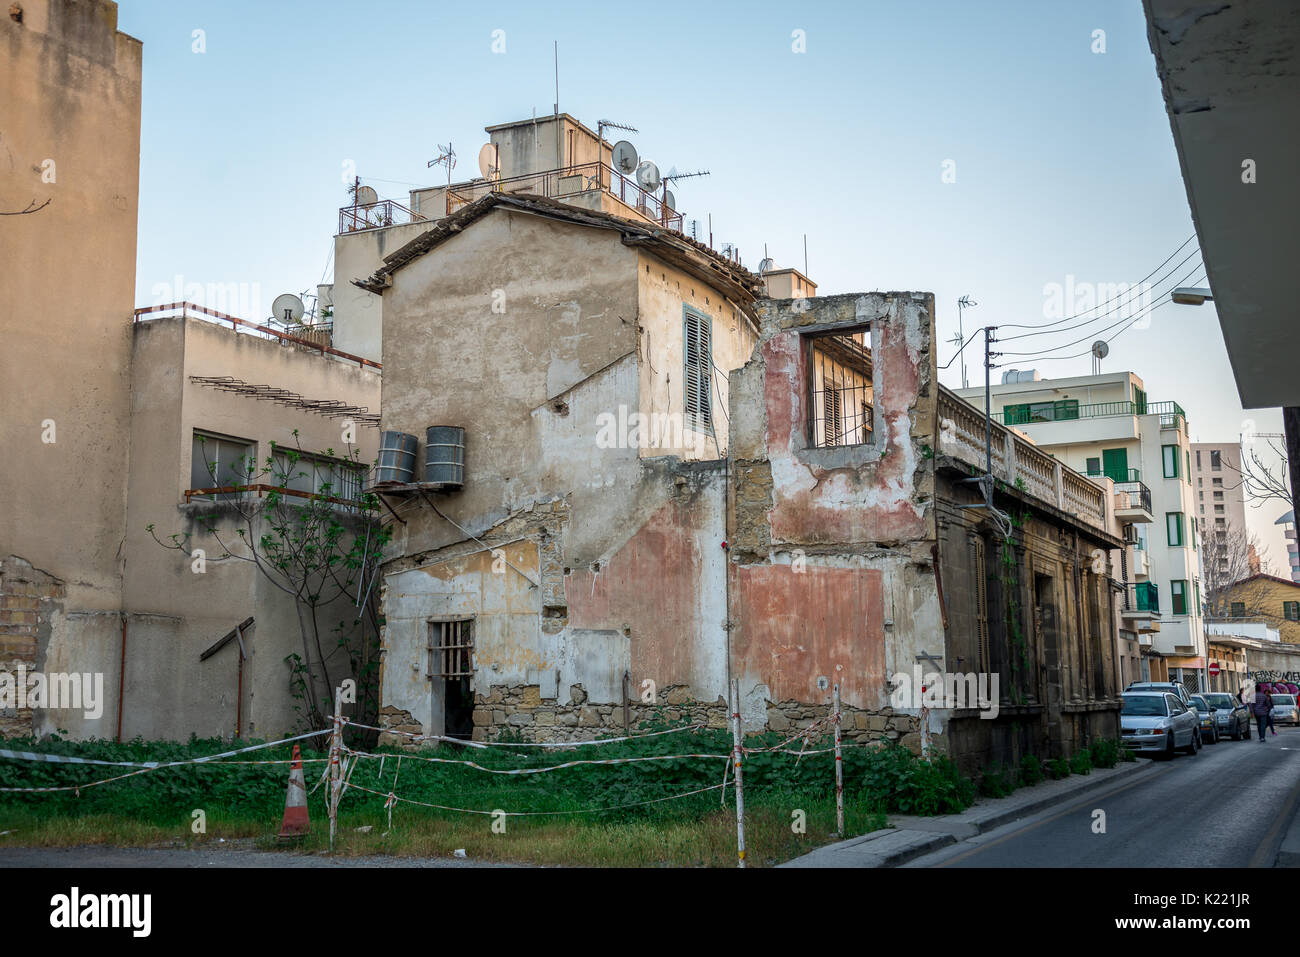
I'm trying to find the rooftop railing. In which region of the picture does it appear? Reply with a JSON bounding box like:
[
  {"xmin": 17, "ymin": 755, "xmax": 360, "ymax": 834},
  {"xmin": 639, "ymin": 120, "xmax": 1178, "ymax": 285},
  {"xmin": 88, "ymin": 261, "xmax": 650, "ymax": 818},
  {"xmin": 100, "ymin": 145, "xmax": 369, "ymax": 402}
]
[
  {"xmin": 1114, "ymin": 480, "xmax": 1153, "ymax": 515},
  {"xmin": 994, "ymin": 398, "xmax": 1186, "ymax": 430},
  {"xmin": 937, "ymin": 388, "xmax": 1108, "ymax": 533},
  {"xmin": 133, "ymin": 302, "xmax": 380, "ymax": 370},
  {"xmin": 338, "ymin": 198, "xmax": 427, "ymax": 234}
]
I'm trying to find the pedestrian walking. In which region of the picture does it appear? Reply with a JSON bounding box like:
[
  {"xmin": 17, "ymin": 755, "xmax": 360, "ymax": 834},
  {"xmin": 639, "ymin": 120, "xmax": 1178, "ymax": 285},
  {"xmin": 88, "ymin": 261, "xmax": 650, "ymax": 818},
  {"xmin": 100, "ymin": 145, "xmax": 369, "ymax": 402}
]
[{"xmin": 1251, "ymin": 682, "xmax": 1273, "ymax": 742}]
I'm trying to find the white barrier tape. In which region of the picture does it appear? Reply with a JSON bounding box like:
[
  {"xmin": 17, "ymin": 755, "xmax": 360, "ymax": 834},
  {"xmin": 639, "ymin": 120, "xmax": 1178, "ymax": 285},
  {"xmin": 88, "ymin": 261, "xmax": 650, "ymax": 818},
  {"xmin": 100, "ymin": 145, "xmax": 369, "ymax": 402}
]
[
  {"xmin": 0, "ymin": 728, "xmax": 332, "ymax": 769},
  {"xmin": 345, "ymin": 719, "xmax": 703, "ymax": 749},
  {"xmin": 347, "ymin": 781, "xmax": 725, "ymax": 817},
  {"xmin": 343, "ymin": 747, "xmax": 728, "ymax": 776}
]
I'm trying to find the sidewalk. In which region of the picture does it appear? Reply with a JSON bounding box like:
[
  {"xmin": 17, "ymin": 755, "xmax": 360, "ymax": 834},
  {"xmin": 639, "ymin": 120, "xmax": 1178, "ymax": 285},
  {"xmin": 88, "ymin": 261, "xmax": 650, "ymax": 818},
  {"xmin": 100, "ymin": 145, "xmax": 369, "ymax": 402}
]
[{"xmin": 781, "ymin": 759, "xmax": 1157, "ymax": 868}]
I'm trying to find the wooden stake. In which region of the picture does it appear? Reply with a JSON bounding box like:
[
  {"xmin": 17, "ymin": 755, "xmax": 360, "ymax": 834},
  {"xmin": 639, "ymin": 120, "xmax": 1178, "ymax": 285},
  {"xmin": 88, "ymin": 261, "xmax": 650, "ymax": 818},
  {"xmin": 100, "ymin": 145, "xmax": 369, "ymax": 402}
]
[
  {"xmin": 833, "ymin": 683, "xmax": 844, "ymax": 837},
  {"xmin": 730, "ymin": 678, "xmax": 746, "ymax": 868},
  {"xmin": 329, "ymin": 689, "xmax": 343, "ymax": 852}
]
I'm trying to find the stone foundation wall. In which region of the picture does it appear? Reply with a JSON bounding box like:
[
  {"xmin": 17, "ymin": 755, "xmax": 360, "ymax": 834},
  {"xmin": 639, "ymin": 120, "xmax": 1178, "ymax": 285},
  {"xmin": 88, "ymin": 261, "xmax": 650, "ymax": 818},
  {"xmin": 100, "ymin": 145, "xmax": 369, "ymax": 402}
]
[
  {"xmin": 378, "ymin": 680, "xmax": 938, "ymax": 753},
  {"xmin": 0, "ymin": 556, "xmax": 65, "ymax": 739}
]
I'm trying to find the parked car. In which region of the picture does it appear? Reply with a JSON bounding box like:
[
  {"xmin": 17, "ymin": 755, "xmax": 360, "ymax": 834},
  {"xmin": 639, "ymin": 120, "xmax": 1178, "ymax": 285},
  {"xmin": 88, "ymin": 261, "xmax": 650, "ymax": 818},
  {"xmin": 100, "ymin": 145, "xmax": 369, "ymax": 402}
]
[
  {"xmin": 1271, "ymin": 693, "xmax": 1300, "ymax": 727},
  {"xmin": 1201, "ymin": 692, "xmax": 1251, "ymax": 740},
  {"xmin": 1121, "ymin": 691, "xmax": 1200, "ymax": 757},
  {"xmin": 1187, "ymin": 694, "xmax": 1219, "ymax": 744},
  {"xmin": 1126, "ymin": 681, "xmax": 1194, "ymax": 709}
]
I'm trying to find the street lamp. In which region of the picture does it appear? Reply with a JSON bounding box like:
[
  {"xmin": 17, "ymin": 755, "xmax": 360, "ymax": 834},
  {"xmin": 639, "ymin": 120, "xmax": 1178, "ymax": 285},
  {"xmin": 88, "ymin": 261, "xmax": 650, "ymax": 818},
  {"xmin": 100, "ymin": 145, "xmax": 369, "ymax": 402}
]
[{"xmin": 1171, "ymin": 286, "xmax": 1214, "ymax": 306}]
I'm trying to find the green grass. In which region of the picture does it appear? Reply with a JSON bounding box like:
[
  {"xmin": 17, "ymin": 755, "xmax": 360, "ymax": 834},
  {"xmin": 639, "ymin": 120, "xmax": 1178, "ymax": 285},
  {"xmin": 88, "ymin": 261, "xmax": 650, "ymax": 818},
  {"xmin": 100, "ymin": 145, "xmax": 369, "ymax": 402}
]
[{"xmin": 0, "ymin": 725, "xmax": 912, "ymax": 867}]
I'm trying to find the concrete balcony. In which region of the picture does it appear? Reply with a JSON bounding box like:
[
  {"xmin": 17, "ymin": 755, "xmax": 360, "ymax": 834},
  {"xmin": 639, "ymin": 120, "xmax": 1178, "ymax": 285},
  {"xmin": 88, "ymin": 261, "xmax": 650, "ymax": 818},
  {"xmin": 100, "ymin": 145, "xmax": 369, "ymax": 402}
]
[
  {"xmin": 1119, "ymin": 580, "xmax": 1161, "ymax": 632},
  {"xmin": 1113, "ymin": 480, "xmax": 1154, "ymax": 524}
]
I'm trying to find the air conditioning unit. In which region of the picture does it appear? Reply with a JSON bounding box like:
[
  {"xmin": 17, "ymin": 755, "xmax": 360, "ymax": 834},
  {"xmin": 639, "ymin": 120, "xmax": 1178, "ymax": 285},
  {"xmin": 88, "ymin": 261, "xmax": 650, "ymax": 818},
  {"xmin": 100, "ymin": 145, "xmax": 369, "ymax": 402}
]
[{"xmin": 1123, "ymin": 525, "xmax": 1139, "ymax": 545}]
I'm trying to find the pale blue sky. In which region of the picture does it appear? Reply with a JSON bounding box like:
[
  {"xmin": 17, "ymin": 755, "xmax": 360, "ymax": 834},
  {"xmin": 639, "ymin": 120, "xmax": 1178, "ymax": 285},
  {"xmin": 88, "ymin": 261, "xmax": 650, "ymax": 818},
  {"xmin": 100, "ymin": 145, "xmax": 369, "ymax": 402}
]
[{"xmin": 117, "ymin": 0, "xmax": 1290, "ymax": 567}]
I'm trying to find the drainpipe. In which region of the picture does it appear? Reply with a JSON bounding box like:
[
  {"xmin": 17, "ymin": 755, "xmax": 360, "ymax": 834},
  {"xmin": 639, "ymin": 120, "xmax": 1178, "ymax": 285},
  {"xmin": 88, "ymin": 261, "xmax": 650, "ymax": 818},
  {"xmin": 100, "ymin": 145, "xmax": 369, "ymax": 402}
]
[{"xmin": 116, "ymin": 615, "xmax": 127, "ymax": 743}]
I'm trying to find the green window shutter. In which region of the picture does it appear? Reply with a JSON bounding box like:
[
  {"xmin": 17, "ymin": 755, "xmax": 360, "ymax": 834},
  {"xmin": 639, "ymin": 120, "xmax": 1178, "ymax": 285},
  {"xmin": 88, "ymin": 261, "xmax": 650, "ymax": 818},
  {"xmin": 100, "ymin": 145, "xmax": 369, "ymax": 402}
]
[
  {"xmin": 1102, "ymin": 447, "xmax": 1129, "ymax": 483},
  {"xmin": 1285, "ymin": 601, "xmax": 1300, "ymax": 622},
  {"xmin": 1186, "ymin": 450, "xmax": 1191, "ymax": 484},
  {"xmin": 1171, "ymin": 580, "xmax": 1187, "ymax": 615},
  {"xmin": 1005, "ymin": 403, "xmax": 1030, "ymax": 425},
  {"xmin": 682, "ymin": 306, "xmax": 712, "ymax": 427},
  {"xmin": 1191, "ymin": 517, "xmax": 1197, "ymax": 549},
  {"xmin": 1166, "ymin": 512, "xmax": 1184, "ymax": 546},
  {"xmin": 1162, "ymin": 445, "xmax": 1179, "ymax": 479}
]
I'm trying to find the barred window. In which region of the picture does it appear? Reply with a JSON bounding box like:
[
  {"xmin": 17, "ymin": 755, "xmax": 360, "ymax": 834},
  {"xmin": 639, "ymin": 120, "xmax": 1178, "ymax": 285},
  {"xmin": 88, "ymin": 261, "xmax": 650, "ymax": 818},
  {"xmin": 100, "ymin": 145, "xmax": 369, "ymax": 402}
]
[{"xmin": 807, "ymin": 326, "xmax": 872, "ymax": 448}]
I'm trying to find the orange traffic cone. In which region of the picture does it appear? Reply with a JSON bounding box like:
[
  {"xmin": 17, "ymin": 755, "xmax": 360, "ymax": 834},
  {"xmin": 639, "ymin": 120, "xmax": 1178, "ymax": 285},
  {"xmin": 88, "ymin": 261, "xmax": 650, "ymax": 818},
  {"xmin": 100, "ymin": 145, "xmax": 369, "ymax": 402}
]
[{"xmin": 277, "ymin": 743, "xmax": 310, "ymax": 839}]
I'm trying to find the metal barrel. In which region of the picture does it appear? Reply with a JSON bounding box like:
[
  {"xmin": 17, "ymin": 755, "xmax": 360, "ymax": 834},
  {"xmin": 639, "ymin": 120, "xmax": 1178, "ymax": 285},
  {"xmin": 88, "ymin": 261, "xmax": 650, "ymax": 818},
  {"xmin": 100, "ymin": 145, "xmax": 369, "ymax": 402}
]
[
  {"xmin": 424, "ymin": 426, "xmax": 465, "ymax": 488},
  {"xmin": 374, "ymin": 431, "xmax": 418, "ymax": 484}
]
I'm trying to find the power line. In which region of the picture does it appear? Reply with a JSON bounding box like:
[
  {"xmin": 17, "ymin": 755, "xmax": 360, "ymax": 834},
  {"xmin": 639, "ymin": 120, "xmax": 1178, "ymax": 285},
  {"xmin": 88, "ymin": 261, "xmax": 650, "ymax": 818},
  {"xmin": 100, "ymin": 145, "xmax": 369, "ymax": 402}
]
[
  {"xmin": 997, "ymin": 269, "xmax": 1207, "ymax": 363},
  {"xmin": 996, "ymin": 246, "xmax": 1203, "ymax": 342},
  {"xmin": 994, "ymin": 233, "xmax": 1197, "ymax": 333}
]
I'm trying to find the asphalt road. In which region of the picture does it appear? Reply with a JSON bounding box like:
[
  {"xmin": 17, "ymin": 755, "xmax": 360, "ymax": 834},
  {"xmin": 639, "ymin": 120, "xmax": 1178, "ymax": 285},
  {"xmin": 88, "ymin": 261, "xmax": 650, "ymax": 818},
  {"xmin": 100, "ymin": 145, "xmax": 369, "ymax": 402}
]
[{"xmin": 906, "ymin": 724, "xmax": 1300, "ymax": 868}]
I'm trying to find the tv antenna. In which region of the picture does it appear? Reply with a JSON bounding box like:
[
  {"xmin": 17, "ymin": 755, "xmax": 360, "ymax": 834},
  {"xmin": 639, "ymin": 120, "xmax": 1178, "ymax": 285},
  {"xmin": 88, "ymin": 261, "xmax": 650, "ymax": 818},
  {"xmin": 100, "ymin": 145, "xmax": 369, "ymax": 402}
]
[
  {"xmin": 271, "ymin": 293, "xmax": 305, "ymax": 326},
  {"xmin": 428, "ymin": 142, "xmax": 456, "ymax": 188},
  {"xmin": 477, "ymin": 142, "xmax": 501, "ymax": 188},
  {"xmin": 598, "ymin": 119, "xmax": 638, "ymax": 144},
  {"xmin": 1091, "ymin": 339, "xmax": 1109, "ymax": 374},
  {"xmin": 635, "ymin": 160, "xmax": 661, "ymax": 193},
  {"xmin": 956, "ymin": 295, "xmax": 978, "ymax": 389},
  {"xmin": 611, "ymin": 140, "xmax": 639, "ymax": 176},
  {"xmin": 663, "ymin": 168, "xmax": 710, "ymax": 184}
]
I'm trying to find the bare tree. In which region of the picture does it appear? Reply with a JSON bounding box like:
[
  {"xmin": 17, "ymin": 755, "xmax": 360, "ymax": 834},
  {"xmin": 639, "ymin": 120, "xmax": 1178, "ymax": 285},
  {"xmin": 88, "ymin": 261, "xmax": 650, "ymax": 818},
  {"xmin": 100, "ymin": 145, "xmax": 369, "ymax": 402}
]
[
  {"xmin": 1201, "ymin": 519, "xmax": 1264, "ymax": 618},
  {"xmin": 1221, "ymin": 434, "xmax": 1292, "ymax": 511}
]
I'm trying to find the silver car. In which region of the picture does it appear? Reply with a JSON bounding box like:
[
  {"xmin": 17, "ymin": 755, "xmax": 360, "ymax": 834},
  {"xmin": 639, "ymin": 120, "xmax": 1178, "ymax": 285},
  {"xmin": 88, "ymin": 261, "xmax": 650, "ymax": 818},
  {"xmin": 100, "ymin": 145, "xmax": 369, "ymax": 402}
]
[
  {"xmin": 1187, "ymin": 694, "xmax": 1220, "ymax": 744},
  {"xmin": 1271, "ymin": 693, "xmax": 1300, "ymax": 726},
  {"xmin": 1202, "ymin": 692, "xmax": 1251, "ymax": 741},
  {"xmin": 1121, "ymin": 691, "xmax": 1200, "ymax": 757}
]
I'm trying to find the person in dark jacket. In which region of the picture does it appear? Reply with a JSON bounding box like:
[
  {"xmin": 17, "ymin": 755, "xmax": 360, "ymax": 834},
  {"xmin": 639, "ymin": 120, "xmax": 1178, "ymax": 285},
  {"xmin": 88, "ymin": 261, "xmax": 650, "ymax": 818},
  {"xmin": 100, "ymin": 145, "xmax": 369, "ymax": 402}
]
[{"xmin": 1251, "ymin": 683, "xmax": 1274, "ymax": 742}]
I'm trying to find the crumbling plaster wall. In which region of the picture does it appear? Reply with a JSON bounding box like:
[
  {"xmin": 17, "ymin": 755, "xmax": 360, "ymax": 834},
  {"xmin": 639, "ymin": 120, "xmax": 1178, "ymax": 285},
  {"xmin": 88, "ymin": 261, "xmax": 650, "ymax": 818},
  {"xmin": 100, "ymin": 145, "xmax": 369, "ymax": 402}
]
[
  {"xmin": 376, "ymin": 210, "xmax": 736, "ymax": 741},
  {"xmin": 634, "ymin": 252, "xmax": 758, "ymax": 460},
  {"xmin": 727, "ymin": 293, "xmax": 943, "ymax": 731}
]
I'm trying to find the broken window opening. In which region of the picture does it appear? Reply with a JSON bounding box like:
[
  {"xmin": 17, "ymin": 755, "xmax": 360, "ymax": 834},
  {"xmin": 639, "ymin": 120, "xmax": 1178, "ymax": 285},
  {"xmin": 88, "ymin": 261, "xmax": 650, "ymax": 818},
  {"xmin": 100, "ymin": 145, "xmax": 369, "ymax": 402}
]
[
  {"xmin": 806, "ymin": 326, "xmax": 873, "ymax": 448},
  {"xmin": 428, "ymin": 618, "xmax": 475, "ymax": 678}
]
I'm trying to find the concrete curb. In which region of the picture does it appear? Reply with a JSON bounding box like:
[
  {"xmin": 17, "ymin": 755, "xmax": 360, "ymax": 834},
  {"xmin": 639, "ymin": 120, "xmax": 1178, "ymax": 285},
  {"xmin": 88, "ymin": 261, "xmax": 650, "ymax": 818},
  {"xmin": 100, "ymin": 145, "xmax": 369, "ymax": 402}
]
[
  {"xmin": 781, "ymin": 758, "xmax": 1158, "ymax": 868},
  {"xmin": 1276, "ymin": 791, "xmax": 1300, "ymax": 867}
]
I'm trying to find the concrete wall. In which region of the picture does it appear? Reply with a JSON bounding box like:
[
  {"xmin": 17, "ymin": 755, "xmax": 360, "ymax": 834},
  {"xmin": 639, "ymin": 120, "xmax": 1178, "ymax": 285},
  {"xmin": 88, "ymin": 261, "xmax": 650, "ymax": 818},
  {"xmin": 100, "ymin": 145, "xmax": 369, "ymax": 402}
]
[
  {"xmin": 727, "ymin": 293, "xmax": 941, "ymax": 732},
  {"xmin": 0, "ymin": 0, "xmax": 140, "ymax": 739},
  {"xmin": 375, "ymin": 207, "xmax": 752, "ymax": 742},
  {"xmin": 0, "ymin": 0, "xmax": 140, "ymax": 611},
  {"xmin": 330, "ymin": 220, "xmax": 427, "ymax": 362},
  {"xmin": 115, "ymin": 317, "xmax": 381, "ymax": 740}
]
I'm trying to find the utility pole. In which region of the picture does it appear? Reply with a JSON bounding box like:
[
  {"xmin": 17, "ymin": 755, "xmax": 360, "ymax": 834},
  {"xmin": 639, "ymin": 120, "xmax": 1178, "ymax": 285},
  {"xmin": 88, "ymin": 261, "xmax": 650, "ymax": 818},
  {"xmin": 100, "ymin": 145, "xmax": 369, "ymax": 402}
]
[{"xmin": 983, "ymin": 326, "xmax": 1002, "ymax": 506}]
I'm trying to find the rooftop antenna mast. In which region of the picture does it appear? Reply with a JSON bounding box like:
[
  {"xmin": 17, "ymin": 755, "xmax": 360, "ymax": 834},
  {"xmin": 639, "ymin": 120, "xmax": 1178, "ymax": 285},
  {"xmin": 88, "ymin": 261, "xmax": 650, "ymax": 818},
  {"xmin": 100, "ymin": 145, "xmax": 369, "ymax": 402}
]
[
  {"xmin": 598, "ymin": 119, "xmax": 638, "ymax": 145},
  {"xmin": 956, "ymin": 295, "xmax": 978, "ymax": 389},
  {"xmin": 427, "ymin": 142, "xmax": 456, "ymax": 189}
]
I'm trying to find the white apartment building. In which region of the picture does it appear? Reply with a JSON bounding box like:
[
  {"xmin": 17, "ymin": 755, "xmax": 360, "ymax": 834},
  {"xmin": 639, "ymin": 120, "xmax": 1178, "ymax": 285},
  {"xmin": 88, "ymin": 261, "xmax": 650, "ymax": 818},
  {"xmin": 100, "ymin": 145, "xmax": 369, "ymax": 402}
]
[{"xmin": 955, "ymin": 370, "xmax": 1207, "ymax": 690}]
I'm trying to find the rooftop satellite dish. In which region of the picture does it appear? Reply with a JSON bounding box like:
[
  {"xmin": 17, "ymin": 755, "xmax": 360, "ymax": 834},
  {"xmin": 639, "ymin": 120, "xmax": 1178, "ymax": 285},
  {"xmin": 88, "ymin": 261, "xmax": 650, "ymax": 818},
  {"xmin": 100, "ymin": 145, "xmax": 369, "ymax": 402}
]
[
  {"xmin": 663, "ymin": 189, "xmax": 676, "ymax": 211},
  {"xmin": 354, "ymin": 185, "xmax": 378, "ymax": 206},
  {"xmin": 612, "ymin": 140, "xmax": 638, "ymax": 175},
  {"xmin": 1091, "ymin": 340, "xmax": 1109, "ymax": 359},
  {"xmin": 477, "ymin": 143, "xmax": 499, "ymax": 178},
  {"xmin": 635, "ymin": 160, "xmax": 661, "ymax": 192},
  {"xmin": 758, "ymin": 258, "xmax": 774, "ymax": 274},
  {"xmin": 272, "ymin": 293, "xmax": 305, "ymax": 325}
]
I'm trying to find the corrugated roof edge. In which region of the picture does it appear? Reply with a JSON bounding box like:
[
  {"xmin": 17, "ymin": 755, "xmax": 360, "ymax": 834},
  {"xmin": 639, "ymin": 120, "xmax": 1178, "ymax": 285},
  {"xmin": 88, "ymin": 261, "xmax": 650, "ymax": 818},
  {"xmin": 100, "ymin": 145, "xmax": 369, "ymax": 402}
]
[{"xmin": 352, "ymin": 192, "xmax": 766, "ymax": 305}]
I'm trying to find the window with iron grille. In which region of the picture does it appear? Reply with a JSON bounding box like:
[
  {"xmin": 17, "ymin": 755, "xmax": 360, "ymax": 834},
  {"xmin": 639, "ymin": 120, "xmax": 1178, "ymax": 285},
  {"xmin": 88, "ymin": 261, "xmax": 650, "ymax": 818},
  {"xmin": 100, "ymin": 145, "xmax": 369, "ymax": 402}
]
[
  {"xmin": 807, "ymin": 326, "xmax": 872, "ymax": 448},
  {"xmin": 683, "ymin": 305, "xmax": 712, "ymax": 430},
  {"xmin": 1285, "ymin": 601, "xmax": 1300, "ymax": 622},
  {"xmin": 427, "ymin": 618, "xmax": 474, "ymax": 678}
]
